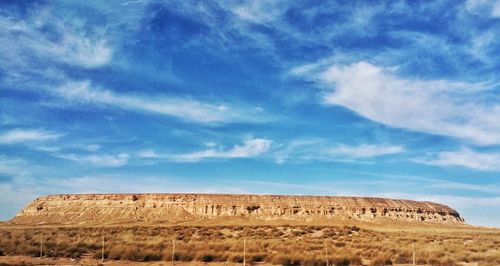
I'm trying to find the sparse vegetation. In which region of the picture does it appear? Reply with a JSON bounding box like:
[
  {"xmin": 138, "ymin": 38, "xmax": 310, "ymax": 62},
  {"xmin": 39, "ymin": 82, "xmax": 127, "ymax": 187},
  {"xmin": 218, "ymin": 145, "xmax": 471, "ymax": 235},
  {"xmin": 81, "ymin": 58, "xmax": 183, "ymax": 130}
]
[{"xmin": 0, "ymin": 225, "xmax": 498, "ymax": 265}]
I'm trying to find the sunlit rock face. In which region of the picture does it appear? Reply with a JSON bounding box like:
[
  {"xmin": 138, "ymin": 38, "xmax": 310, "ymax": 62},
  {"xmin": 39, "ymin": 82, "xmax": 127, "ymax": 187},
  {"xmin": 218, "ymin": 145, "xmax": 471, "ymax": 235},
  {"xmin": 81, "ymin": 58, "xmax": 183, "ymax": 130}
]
[{"xmin": 11, "ymin": 193, "xmax": 464, "ymax": 225}]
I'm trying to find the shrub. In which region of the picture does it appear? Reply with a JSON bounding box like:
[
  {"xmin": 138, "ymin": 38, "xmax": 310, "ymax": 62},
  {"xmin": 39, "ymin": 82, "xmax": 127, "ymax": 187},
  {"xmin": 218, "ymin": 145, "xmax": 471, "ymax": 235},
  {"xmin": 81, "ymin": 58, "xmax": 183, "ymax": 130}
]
[
  {"xmin": 0, "ymin": 224, "xmax": 498, "ymax": 266},
  {"xmin": 67, "ymin": 246, "xmax": 86, "ymax": 258},
  {"xmin": 271, "ymin": 255, "xmax": 301, "ymax": 265},
  {"xmin": 348, "ymin": 256, "xmax": 362, "ymax": 265},
  {"xmin": 93, "ymin": 250, "xmax": 104, "ymax": 260},
  {"xmin": 127, "ymin": 250, "xmax": 144, "ymax": 261},
  {"xmin": 108, "ymin": 245, "xmax": 123, "ymax": 260},
  {"xmin": 393, "ymin": 253, "xmax": 411, "ymax": 264},
  {"xmin": 370, "ymin": 256, "xmax": 392, "ymax": 266},
  {"xmin": 229, "ymin": 254, "xmax": 244, "ymax": 263},
  {"xmin": 24, "ymin": 246, "xmax": 41, "ymax": 257},
  {"xmin": 333, "ymin": 257, "xmax": 351, "ymax": 266},
  {"xmin": 249, "ymin": 253, "xmax": 266, "ymax": 262},
  {"xmin": 173, "ymin": 251, "xmax": 194, "ymax": 261},
  {"xmin": 198, "ymin": 253, "xmax": 215, "ymax": 262},
  {"xmin": 141, "ymin": 248, "xmax": 162, "ymax": 261},
  {"xmin": 438, "ymin": 258, "xmax": 457, "ymax": 266},
  {"xmin": 334, "ymin": 242, "xmax": 346, "ymax": 247}
]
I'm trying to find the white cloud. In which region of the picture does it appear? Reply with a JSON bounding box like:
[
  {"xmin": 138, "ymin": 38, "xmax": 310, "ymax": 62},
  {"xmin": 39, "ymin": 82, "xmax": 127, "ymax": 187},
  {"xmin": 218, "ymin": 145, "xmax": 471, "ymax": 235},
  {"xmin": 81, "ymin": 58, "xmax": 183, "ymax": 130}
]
[
  {"xmin": 273, "ymin": 138, "xmax": 324, "ymax": 164},
  {"xmin": 56, "ymin": 153, "xmax": 129, "ymax": 167},
  {"xmin": 428, "ymin": 180, "xmax": 500, "ymax": 194},
  {"xmin": 144, "ymin": 139, "xmax": 400, "ymax": 164},
  {"xmin": 228, "ymin": 0, "xmax": 288, "ymax": 24},
  {"xmin": 416, "ymin": 148, "xmax": 500, "ymax": 171},
  {"xmin": 83, "ymin": 144, "xmax": 101, "ymax": 152},
  {"xmin": 0, "ymin": 14, "xmax": 112, "ymax": 70},
  {"xmin": 55, "ymin": 80, "xmax": 267, "ymax": 124},
  {"xmin": 208, "ymin": 1, "xmax": 384, "ymax": 52},
  {"xmin": 34, "ymin": 146, "xmax": 61, "ymax": 153},
  {"xmin": 326, "ymin": 144, "xmax": 404, "ymax": 158},
  {"xmin": 137, "ymin": 149, "xmax": 162, "ymax": 159},
  {"xmin": 336, "ymin": 169, "xmax": 500, "ymax": 194},
  {"xmin": 465, "ymin": 0, "xmax": 500, "ymax": 17},
  {"xmin": 293, "ymin": 61, "xmax": 500, "ymax": 145},
  {"xmin": 494, "ymin": 1, "xmax": 500, "ymax": 16},
  {"xmin": 273, "ymin": 139, "xmax": 404, "ymax": 164},
  {"xmin": 0, "ymin": 129, "xmax": 61, "ymax": 144},
  {"xmin": 174, "ymin": 138, "xmax": 272, "ymax": 162},
  {"xmin": 0, "ymin": 157, "xmax": 27, "ymax": 176}
]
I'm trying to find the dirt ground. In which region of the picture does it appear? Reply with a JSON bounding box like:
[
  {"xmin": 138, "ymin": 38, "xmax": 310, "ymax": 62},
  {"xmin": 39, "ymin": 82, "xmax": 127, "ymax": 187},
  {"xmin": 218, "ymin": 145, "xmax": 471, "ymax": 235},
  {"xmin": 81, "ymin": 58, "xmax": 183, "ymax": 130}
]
[
  {"xmin": 0, "ymin": 255, "xmax": 483, "ymax": 266},
  {"xmin": 0, "ymin": 255, "xmax": 279, "ymax": 266},
  {"xmin": 1, "ymin": 255, "xmax": 252, "ymax": 266}
]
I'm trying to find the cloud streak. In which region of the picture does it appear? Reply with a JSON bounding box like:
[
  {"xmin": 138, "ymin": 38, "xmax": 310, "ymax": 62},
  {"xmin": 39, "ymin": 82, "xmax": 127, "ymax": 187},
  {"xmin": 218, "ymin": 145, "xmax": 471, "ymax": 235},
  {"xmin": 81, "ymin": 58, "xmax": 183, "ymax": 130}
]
[
  {"xmin": 55, "ymin": 153, "xmax": 130, "ymax": 168},
  {"xmin": 465, "ymin": 0, "xmax": 500, "ymax": 17},
  {"xmin": 293, "ymin": 61, "xmax": 500, "ymax": 145},
  {"xmin": 415, "ymin": 148, "xmax": 500, "ymax": 172},
  {"xmin": 273, "ymin": 139, "xmax": 404, "ymax": 164},
  {"xmin": 0, "ymin": 129, "xmax": 61, "ymax": 144},
  {"xmin": 174, "ymin": 138, "xmax": 272, "ymax": 162},
  {"xmin": 326, "ymin": 144, "xmax": 404, "ymax": 159},
  {"xmin": 0, "ymin": 12, "xmax": 112, "ymax": 71},
  {"xmin": 55, "ymin": 81, "xmax": 267, "ymax": 124}
]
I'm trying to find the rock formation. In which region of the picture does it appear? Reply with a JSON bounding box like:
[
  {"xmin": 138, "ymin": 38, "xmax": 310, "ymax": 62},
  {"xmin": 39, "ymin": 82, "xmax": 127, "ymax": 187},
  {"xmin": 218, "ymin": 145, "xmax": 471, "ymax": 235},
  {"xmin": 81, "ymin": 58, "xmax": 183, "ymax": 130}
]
[{"xmin": 10, "ymin": 193, "xmax": 464, "ymax": 225}]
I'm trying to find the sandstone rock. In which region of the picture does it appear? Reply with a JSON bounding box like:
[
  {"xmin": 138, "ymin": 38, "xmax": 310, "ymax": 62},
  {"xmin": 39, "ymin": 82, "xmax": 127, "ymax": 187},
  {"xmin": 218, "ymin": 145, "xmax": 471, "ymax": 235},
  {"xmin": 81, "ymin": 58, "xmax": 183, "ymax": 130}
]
[{"xmin": 10, "ymin": 193, "xmax": 464, "ymax": 225}]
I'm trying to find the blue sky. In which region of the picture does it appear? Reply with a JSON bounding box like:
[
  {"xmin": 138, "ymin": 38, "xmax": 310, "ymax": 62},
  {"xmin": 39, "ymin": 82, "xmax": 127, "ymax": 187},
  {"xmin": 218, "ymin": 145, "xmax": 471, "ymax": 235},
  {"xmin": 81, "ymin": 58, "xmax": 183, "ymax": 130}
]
[{"xmin": 0, "ymin": 0, "xmax": 499, "ymax": 226}]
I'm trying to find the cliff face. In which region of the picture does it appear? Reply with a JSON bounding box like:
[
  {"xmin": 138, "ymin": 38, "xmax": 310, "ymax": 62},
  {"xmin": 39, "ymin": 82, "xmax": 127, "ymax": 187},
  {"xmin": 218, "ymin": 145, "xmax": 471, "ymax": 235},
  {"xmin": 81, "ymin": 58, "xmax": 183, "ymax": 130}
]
[{"xmin": 11, "ymin": 193, "xmax": 464, "ymax": 225}]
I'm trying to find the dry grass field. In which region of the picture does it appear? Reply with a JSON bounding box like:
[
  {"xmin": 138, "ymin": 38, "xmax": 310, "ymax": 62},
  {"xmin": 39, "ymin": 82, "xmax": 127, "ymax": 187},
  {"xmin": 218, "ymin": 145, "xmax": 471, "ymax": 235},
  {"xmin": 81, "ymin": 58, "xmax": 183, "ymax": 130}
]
[{"xmin": 0, "ymin": 222, "xmax": 499, "ymax": 266}]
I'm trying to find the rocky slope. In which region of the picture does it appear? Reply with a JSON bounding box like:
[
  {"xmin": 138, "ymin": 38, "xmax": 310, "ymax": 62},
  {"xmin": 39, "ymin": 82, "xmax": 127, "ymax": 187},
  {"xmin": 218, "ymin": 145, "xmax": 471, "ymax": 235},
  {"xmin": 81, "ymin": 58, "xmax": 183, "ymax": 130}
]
[{"xmin": 10, "ymin": 193, "xmax": 464, "ymax": 225}]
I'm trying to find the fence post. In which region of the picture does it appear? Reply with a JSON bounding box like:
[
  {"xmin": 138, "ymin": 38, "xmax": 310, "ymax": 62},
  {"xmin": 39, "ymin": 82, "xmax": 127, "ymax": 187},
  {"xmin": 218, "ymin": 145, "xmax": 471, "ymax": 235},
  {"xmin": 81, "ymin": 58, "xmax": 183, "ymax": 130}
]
[
  {"xmin": 243, "ymin": 239, "xmax": 246, "ymax": 266},
  {"xmin": 324, "ymin": 239, "xmax": 329, "ymax": 266},
  {"xmin": 412, "ymin": 243, "xmax": 415, "ymax": 266},
  {"xmin": 102, "ymin": 235, "xmax": 105, "ymax": 262},
  {"xmin": 172, "ymin": 239, "xmax": 175, "ymax": 266}
]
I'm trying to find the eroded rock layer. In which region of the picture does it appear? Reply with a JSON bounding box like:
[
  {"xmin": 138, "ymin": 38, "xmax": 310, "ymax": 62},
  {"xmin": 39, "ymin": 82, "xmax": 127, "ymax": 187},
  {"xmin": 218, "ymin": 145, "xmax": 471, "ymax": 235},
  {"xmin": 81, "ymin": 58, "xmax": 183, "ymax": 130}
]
[{"xmin": 11, "ymin": 193, "xmax": 464, "ymax": 225}]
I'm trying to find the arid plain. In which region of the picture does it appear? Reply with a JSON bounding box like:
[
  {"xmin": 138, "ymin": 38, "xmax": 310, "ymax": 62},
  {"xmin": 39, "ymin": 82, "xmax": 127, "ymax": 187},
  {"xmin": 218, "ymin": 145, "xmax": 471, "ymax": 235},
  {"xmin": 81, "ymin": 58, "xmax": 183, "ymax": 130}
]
[{"xmin": 0, "ymin": 193, "xmax": 499, "ymax": 266}]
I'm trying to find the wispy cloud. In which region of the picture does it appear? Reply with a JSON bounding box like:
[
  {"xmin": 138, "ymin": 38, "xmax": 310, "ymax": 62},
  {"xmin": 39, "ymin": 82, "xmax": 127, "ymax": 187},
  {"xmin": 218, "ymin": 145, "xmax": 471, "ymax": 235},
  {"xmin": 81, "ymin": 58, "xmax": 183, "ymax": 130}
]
[
  {"xmin": 293, "ymin": 61, "xmax": 500, "ymax": 145},
  {"xmin": 326, "ymin": 144, "xmax": 404, "ymax": 159},
  {"xmin": 141, "ymin": 139, "xmax": 401, "ymax": 164},
  {"xmin": 0, "ymin": 157, "xmax": 28, "ymax": 176},
  {"xmin": 227, "ymin": 0, "xmax": 289, "ymax": 25},
  {"xmin": 137, "ymin": 149, "xmax": 162, "ymax": 159},
  {"xmin": 465, "ymin": 0, "xmax": 500, "ymax": 17},
  {"xmin": 415, "ymin": 148, "xmax": 500, "ymax": 172},
  {"xmin": 209, "ymin": 1, "xmax": 384, "ymax": 52},
  {"xmin": 55, "ymin": 80, "xmax": 268, "ymax": 124},
  {"xmin": 273, "ymin": 139, "xmax": 404, "ymax": 164},
  {"xmin": 0, "ymin": 12, "xmax": 112, "ymax": 72},
  {"xmin": 341, "ymin": 170, "xmax": 500, "ymax": 194},
  {"xmin": 0, "ymin": 129, "xmax": 61, "ymax": 144},
  {"xmin": 56, "ymin": 153, "xmax": 129, "ymax": 168},
  {"xmin": 174, "ymin": 138, "xmax": 272, "ymax": 162},
  {"xmin": 428, "ymin": 180, "xmax": 500, "ymax": 194}
]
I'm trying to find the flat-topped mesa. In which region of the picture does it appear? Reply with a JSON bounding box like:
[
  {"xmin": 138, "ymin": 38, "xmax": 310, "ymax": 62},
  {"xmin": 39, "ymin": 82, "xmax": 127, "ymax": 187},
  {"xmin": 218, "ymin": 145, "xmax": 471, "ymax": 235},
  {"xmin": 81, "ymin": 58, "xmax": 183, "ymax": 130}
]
[{"xmin": 11, "ymin": 193, "xmax": 464, "ymax": 225}]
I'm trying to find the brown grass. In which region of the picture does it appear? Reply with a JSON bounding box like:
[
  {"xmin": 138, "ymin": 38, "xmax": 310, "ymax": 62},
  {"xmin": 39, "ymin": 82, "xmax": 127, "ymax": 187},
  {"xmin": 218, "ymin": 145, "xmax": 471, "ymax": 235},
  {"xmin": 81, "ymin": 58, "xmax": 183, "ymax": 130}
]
[{"xmin": 0, "ymin": 225, "xmax": 498, "ymax": 265}]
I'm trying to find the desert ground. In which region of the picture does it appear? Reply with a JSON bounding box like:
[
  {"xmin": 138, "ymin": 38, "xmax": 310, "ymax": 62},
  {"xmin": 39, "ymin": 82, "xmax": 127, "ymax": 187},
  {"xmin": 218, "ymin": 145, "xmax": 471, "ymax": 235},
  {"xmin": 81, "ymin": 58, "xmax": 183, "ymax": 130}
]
[{"xmin": 0, "ymin": 220, "xmax": 498, "ymax": 266}]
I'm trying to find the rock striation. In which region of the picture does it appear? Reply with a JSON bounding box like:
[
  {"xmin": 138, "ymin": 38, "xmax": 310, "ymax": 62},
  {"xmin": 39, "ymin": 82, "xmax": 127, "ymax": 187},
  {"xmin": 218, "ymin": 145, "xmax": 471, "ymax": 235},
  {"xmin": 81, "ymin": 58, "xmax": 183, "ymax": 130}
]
[{"xmin": 11, "ymin": 193, "xmax": 464, "ymax": 225}]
